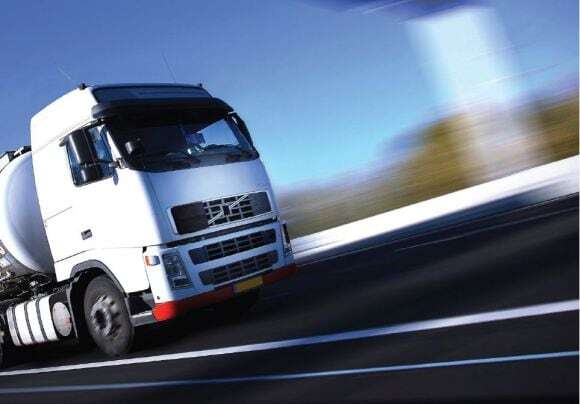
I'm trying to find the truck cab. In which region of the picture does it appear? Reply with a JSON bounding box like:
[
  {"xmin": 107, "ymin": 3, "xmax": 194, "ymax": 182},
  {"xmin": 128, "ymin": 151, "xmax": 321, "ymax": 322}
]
[{"xmin": 16, "ymin": 83, "xmax": 296, "ymax": 355}]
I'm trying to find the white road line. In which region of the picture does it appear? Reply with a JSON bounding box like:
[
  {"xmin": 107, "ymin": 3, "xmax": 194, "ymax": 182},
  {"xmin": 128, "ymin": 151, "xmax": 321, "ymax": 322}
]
[
  {"xmin": 395, "ymin": 206, "xmax": 577, "ymax": 252},
  {"xmin": 0, "ymin": 351, "xmax": 576, "ymax": 394},
  {"xmin": 0, "ymin": 299, "xmax": 577, "ymax": 377}
]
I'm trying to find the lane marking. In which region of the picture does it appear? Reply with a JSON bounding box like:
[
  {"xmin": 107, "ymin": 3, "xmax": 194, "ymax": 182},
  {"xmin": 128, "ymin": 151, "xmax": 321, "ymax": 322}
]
[
  {"xmin": 0, "ymin": 351, "xmax": 576, "ymax": 394},
  {"xmin": 396, "ymin": 206, "xmax": 578, "ymax": 252},
  {"xmin": 0, "ymin": 299, "xmax": 577, "ymax": 377}
]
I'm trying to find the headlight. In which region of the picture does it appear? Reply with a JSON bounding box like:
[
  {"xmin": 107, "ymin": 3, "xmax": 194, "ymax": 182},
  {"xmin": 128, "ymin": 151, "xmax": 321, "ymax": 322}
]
[{"xmin": 162, "ymin": 252, "xmax": 192, "ymax": 289}]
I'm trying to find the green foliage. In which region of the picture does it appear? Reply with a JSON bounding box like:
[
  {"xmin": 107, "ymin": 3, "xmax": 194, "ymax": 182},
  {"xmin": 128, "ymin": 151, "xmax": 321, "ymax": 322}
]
[
  {"xmin": 280, "ymin": 95, "xmax": 579, "ymax": 238},
  {"xmin": 534, "ymin": 98, "xmax": 579, "ymax": 163}
]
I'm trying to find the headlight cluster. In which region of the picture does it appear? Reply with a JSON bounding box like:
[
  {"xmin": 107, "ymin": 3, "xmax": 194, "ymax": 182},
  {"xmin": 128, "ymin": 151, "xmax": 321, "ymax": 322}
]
[{"xmin": 162, "ymin": 252, "xmax": 192, "ymax": 289}]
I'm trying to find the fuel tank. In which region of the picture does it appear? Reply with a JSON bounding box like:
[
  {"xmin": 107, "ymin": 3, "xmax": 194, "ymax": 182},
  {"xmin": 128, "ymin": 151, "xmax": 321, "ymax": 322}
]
[{"xmin": 0, "ymin": 151, "xmax": 54, "ymax": 280}]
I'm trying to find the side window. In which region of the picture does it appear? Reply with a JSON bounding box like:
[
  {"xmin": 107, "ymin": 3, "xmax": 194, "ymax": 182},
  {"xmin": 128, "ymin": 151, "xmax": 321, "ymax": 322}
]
[{"xmin": 65, "ymin": 125, "xmax": 114, "ymax": 186}]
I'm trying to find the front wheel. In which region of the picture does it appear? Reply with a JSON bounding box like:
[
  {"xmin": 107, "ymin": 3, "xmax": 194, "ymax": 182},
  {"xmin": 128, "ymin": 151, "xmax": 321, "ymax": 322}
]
[{"xmin": 84, "ymin": 275, "xmax": 134, "ymax": 357}]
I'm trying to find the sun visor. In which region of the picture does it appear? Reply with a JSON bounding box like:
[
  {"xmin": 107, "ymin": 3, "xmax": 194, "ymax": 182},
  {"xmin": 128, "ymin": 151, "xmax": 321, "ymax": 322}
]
[{"xmin": 91, "ymin": 97, "xmax": 233, "ymax": 120}]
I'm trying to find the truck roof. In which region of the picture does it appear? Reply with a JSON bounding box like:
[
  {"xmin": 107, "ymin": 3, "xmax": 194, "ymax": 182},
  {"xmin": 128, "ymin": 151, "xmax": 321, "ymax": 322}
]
[
  {"xmin": 30, "ymin": 83, "xmax": 211, "ymax": 152},
  {"xmin": 90, "ymin": 82, "xmax": 206, "ymax": 90},
  {"xmin": 31, "ymin": 87, "xmax": 99, "ymax": 152}
]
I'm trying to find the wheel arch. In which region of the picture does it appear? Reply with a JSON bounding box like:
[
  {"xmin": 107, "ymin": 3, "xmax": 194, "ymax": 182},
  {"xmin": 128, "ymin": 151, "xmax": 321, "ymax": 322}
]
[
  {"xmin": 70, "ymin": 260, "xmax": 126, "ymax": 294},
  {"xmin": 67, "ymin": 260, "xmax": 127, "ymax": 342}
]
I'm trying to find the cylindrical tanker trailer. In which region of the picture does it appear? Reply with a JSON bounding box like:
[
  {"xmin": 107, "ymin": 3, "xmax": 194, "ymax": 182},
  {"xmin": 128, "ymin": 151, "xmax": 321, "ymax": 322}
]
[
  {"xmin": 0, "ymin": 150, "xmax": 75, "ymax": 359},
  {"xmin": 0, "ymin": 149, "xmax": 54, "ymax": 285},
  {"xmin": 0, "ymin": 83, "xmax": 296, "ymax": 365}
]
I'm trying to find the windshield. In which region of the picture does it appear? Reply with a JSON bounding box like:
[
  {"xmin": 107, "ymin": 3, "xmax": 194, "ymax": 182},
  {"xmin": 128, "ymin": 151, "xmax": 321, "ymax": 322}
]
[{"xmin": 106, "ymin": 112, "xmax": 257, "ymax": 172}]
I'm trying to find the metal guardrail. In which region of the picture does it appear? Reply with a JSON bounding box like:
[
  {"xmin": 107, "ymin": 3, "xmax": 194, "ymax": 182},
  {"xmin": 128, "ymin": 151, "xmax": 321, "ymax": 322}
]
[{"xmin": 292, "ymin": 156, "xmax": 579, "ymax": 265}]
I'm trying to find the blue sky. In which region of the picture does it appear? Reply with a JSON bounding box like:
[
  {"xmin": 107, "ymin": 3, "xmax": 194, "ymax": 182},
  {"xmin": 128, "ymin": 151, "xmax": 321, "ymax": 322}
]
[{"xmin": 0, "ymin": 0, "xmax": 577, "ymax": 187}]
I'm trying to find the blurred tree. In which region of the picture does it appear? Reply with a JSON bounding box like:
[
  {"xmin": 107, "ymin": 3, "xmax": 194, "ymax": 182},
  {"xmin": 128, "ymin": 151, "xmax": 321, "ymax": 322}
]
[
  {"xmin": 534, "ymin": 97, "xmax": 579, "ymax": 163},
  {"xmin": 280, "ymin": 94, "xmax": 579, "ymax": 238}
]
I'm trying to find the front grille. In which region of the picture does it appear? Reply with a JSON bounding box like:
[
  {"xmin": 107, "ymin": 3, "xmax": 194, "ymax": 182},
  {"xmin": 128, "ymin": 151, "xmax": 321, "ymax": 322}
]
[
  {"xmin": 171, "ymin": 202, "xmax": 207, "ymax": 235},
  {"xmin": 171, "ymin": 192, "xmax": 272, "ymax": 235},
  {"xmin": 189, "ymin": 229, "xmax": 276, "ymax": 264},
  {"xmin": 199, "ymin": 251, "xmax": 278, "ymax": 286},
  {"xmin": 204, "ymin": 192, "xmax": 271, "ymax": 227}
]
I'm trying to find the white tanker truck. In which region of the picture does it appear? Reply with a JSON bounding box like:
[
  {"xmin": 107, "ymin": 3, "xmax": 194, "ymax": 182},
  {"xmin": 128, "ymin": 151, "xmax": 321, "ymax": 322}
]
[{"xmin": 0, "ymin": 83, "xmax": 296, "ymax": 363}]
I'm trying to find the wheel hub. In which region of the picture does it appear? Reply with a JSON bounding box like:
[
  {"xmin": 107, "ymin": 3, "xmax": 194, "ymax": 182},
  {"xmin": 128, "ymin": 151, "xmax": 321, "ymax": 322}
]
[{"xmin": 90, "ymin": 295, "xmax": 120, "ymax": 337}]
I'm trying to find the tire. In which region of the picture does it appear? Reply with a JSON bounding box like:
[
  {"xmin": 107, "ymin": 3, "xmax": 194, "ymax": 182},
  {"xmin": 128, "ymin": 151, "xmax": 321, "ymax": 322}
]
[
  {"xmin": 213, "ymin": 288, "xmax": 260, "ymax": 320},
  {"xmin": 83, "ymin": 275, "xmax": 134, "ymax": 357}
]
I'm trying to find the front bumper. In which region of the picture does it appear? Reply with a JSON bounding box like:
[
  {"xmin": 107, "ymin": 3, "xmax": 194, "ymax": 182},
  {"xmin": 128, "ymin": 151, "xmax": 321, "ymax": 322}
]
[
  {"xmin": 152, "ymin": 263, "xmax": 298, "ymax": 321},
  {"xmin": 145, "ymin": 218, "xmax": 292, "ymax": 302}
]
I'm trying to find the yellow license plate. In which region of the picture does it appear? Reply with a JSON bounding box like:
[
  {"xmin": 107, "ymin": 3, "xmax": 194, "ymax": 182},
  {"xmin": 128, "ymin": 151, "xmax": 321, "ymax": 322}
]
[{"xmin": 234, "ymin": 276, "xmax": 263, "ymax": 293}]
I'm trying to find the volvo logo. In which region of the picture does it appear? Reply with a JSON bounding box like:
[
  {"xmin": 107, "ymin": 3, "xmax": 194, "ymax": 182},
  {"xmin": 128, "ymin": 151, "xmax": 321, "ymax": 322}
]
[{"xmin": 207, "ymin": 194, "xmax": 249, "ymax": 225}]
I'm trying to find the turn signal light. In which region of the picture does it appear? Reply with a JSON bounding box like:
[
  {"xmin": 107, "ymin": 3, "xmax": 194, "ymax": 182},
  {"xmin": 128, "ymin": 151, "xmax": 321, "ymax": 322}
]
[{"xmin": 144, "ymin": 255, "xmax": 160, "ymax": 267}]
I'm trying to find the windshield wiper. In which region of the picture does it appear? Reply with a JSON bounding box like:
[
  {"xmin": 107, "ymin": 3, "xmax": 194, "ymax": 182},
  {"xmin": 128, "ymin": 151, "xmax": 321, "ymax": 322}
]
[
  {"xmin": 135, "ymin": 150, "xmax": 201, "ymax": 164},
  {"xmin": 202, "ymin": 144, "xmax": 255, "ymax": 157}
]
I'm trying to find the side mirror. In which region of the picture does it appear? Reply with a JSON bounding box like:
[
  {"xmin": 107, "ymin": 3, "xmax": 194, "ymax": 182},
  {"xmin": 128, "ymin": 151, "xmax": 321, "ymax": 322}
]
[
  {"xmin": 68, "ymin": 130, "xmax": 94, "ymax": 165},
  {"xmin": 64, "ymin": 129, "xmax": 113, "ymax": 185},
  {"xmin": 79, "ymin": 164, "xmax": 104, "ymax": 184},
  {"xmin": 125, "ymin": 140, "xmax": 144, "ymax": 156}
]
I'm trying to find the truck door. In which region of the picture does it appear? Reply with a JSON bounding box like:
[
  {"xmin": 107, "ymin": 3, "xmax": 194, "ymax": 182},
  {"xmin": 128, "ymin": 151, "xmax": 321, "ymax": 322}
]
[{"xmin": 63, "ymin": 125, "xmax": 117, "ymax": 252}]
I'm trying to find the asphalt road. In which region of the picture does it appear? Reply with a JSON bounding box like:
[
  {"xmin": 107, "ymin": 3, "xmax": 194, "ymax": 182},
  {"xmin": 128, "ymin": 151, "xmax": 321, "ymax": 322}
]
[{"xmin": 0, "ymin": 195, "xmax": 578, "ymax": 403}]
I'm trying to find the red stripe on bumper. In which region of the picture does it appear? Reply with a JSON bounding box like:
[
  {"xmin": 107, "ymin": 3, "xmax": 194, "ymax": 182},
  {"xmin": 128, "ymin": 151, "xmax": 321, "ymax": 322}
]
[
  {"xmin": 262, "ymin": 262, "xmax": 298, "ymax": 284},
  {"xmin": 153, "ymin": 263, "xmax": 298, "ymax": 322}
]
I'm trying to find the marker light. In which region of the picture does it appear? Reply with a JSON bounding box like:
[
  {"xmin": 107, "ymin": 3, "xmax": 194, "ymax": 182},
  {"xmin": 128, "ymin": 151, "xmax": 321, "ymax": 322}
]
[{"xmin": 144, "ymin": 255, "xmax": 160, "ymax": 267}]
